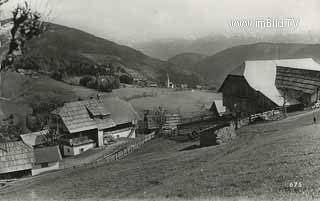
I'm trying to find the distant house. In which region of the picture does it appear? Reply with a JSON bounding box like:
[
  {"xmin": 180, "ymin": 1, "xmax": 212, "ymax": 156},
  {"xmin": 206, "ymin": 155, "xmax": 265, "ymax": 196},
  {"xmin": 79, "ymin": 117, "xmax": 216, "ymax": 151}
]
[
  {"xmin": 0, "ymin": 141, "xmax": 34, "ymax": 178},
  {"xmin": 147, "ymin": 81, "xmax": 158, "ymax": 88},
  {"xmin": 180, "ymin": 84, "xmax": 188, "ymax": 89},
  {"xmin": 32, "ymin": 146, "xmax": 62, "ymax": 176},
  {"xmin": 50, "ymin": 98, "xmax": 141, "ymax": 156},
  {"xmin": 20, "ymin": 130, "xmax": 48, "ymax": 148}
]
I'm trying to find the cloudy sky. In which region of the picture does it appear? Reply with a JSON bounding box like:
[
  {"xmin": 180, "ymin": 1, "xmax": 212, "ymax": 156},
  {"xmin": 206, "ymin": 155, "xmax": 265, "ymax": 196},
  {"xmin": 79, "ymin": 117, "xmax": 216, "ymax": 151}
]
[{"xmin": 2, "ymin": 0, "xmax": 320, "ymax": 44}]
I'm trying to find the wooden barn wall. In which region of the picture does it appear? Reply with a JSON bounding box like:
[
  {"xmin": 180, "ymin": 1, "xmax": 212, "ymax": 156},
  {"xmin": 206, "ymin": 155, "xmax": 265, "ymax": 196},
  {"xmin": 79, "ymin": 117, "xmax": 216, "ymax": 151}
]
[
  {"xmin": 276, "ymin": 66, "xmax": 320, "ymax": 106},
  {"xmin": 220, "ymin": 75, "xmax": 277, "ymax": 117}
]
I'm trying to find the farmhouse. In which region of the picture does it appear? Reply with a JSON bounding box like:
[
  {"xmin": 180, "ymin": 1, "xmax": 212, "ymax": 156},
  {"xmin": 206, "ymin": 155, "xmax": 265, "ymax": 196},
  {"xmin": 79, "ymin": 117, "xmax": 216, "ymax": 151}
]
[
  {"xmin": 50, "ymin": 97, "xmax": 140, "ymax": 156},
  {"xmin": 219, "ymin": 58, "xmax": 320, "ymax": 117},
  {"xmin": 32, "ymin": 146, "xmax": 62, "ymax": 176},
  {"xmin": 0, "ymin": 141, "xmax": 34, "ymax": 178}
]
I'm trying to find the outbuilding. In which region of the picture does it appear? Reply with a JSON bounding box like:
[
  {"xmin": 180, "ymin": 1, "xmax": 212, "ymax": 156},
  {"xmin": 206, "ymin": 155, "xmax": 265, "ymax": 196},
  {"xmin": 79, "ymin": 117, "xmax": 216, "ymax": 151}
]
[{"xmin": 32, "ymin": 146, "xmax": 62, "ymax": 176}]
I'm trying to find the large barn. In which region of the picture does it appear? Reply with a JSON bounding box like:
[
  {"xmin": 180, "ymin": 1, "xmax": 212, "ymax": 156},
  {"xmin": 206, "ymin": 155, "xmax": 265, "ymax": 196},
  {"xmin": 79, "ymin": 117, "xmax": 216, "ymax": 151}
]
[{"xmin": 219, "ymin": 58, "xmax": 320, "ymax": 117}]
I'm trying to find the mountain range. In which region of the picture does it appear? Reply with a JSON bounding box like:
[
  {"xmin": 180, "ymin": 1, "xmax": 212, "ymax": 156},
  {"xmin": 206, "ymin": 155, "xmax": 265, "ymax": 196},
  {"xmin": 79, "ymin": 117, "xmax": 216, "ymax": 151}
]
[
  {"xmin": 21, "ymin": 23, "xmax": 204, "ymax": 87},
  {"xmin": 192, "ymin": 42, "xmax": 320, "ymax": 88},
  {"xmin": 135, "ymin": 33, "xmax": 320, "ymax": 60}
]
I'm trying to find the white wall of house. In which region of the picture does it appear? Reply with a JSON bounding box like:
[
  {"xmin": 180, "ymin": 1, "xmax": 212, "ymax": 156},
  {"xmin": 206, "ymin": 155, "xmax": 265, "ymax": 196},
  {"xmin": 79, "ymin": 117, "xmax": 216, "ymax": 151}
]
[
  {"xmin": 32, "ymin": 161, "xmax": 60, "ymax": 176},
  {"xmin": 107, "ymin": 127, "xmax": 136, "ymax": 139},
  {"xmin": 63, "ymin": 143, "xmax": 96, "ymax": 156}
]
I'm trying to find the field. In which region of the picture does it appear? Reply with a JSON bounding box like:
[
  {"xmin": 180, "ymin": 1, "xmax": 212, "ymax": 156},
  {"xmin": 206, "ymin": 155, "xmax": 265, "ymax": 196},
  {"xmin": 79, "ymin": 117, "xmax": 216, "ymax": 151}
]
[
  {"xmin": 1, "ymin": 107, "xmax": 320, "ymax": 200},
  {"xmin": 0, "ymin": 72, "xmax": 219, "ymax": 130}
]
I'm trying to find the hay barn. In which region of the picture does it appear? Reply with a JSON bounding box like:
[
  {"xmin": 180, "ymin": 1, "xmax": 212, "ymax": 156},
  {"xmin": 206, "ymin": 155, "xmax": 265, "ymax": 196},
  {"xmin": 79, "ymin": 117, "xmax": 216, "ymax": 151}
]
[{"xmin": 219, "ymin": 58, "xmax": 320, "ymax": 117}]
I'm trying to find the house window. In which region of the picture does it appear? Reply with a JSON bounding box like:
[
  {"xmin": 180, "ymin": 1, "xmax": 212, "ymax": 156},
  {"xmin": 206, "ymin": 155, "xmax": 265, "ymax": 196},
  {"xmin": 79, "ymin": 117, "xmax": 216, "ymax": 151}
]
[
  {"xmin": 41, "ymin": 162, "xmax": 49, "ymax": 168},
  {"xmin": 80, "ymin": 148, "xmax": 84, "ymax": 152}
]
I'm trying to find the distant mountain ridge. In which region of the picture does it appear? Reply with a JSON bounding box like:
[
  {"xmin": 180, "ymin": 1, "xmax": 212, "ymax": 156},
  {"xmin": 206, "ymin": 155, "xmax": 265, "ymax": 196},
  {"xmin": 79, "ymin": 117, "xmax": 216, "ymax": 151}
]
[
  {"xmin": 135, "ymin": 34, "xmax": 320, "ymax": 60},
  {"xmin": 193, "ymin": 42, "xmax": 320, "ymax": 88},
  {"xmin": 168, "ymin": 53, "xmax": 207, "ymax": 70},
  {"xmin": 20, "ymin": 23, "xmax": 204, "ymax": 87}
]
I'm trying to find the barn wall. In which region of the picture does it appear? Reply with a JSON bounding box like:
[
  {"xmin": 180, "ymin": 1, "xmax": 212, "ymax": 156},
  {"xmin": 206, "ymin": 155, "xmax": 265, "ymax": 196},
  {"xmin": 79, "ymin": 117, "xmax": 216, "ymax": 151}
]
[{"xmin": 220, "ymin": 75, "xmax": 277, "ymax": 117}]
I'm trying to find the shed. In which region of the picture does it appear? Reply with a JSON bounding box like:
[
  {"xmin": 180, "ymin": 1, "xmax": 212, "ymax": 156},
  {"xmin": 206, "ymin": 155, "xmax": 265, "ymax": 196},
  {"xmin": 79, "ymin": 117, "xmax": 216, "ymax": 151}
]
[
  {"xmin": 0, "ymin": 141, "xmax": 34, "ymax": 178},
  {"xmin": 32, "ymin": 146, "xmax": 62, "ymax": 175}
]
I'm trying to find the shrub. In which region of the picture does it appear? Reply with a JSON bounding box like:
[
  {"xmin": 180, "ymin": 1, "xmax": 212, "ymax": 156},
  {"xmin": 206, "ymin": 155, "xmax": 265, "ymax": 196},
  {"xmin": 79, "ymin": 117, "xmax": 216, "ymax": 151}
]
[
  {"xmin": 120, "ymin": 74, "xmax": 133, "ymax": 84},
  {"xmin": 80, "ymin": 75, "xmax": 96, "ymax": 87}
]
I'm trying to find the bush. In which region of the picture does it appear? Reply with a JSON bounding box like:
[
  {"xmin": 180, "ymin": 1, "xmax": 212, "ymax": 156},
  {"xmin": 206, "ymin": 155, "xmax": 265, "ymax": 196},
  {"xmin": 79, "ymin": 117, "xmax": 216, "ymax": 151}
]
[
  {"xmin": 120, "ymin": 74, "xmax": 133, "ymax": 84},
  {"xmin": 79, "ymin": 75, "xmax": 120, "ymax": 92},
  {"xmin": 80, "ymin": 75, "xmax": 96, "ymax": 87}
]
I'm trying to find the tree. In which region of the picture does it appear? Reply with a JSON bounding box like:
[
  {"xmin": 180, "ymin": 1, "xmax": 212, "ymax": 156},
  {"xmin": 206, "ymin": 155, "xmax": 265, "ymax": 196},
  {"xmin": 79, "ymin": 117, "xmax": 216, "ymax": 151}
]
[
  {"xmin": 1, "ymin": 1, "xmax": 45, "ymax": 72},
  {"xmin": 120, "ymin": 74, "xmax": 133, "ymax": 84},
  {"xmin": 0, "ymin": 1, "xmax": 46, "ymax": 96},
  {"xmin": 0, "ymin": 1, "xmax": 46, "ymax": 141}
]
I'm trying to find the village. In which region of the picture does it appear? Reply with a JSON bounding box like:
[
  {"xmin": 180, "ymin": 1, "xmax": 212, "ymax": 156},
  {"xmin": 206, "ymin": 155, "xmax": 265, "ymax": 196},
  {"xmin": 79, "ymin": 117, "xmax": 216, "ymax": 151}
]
[{"xmin": 2, "ymin": 57, "xmax": 320, "ymax": 188}]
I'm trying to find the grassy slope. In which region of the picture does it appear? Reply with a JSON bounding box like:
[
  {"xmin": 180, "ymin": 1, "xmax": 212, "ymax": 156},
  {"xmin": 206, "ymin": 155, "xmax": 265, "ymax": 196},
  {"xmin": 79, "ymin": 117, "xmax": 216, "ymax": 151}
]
[
  {"xmin": 168, "ymin": 52, "xmax": 207, "ymax": 70},
  {"xmin": 195, "ymin": 43, "xmax": 320, "ymax": 88},
  {"xmin": 2, "ymin": 109, "xmax": 320, "ymax": 200},
  {"xmin": 129, "ymin": 90, "xmax": 221, "ymax": 117},
  {"xmin": 23, "ymin": 23, "xmax": 204, "ymax": 86},
  {"xmin": 1, "ymin": 72, "xmax": 216, "ymax": 130}
]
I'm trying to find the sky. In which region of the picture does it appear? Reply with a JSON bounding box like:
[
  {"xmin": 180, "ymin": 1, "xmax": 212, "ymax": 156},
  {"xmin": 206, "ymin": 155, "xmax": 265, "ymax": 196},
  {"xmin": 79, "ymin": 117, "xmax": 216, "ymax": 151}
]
[{"xmin": 2, "ymin": 0, "xmax": 320, "ymax": 45}]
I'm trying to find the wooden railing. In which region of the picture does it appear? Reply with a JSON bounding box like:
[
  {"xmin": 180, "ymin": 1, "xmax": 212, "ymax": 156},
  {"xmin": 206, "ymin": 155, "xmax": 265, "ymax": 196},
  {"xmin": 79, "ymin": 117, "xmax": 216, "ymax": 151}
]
[{"xmin": 60, "ymin": 132, "xmax": 156, "ymax": 171}]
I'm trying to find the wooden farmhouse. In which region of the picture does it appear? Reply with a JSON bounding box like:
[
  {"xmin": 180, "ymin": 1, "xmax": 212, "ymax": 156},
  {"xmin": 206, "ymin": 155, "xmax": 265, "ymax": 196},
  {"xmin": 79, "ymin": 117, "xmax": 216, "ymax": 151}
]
[
  {"xmin": 0, "ymin": 141, "xmax": 34, "ymax": 178},
  {"xmin": 49, "ymin": 97, "xmax": 141, "ymax": 156},
  {"xmin": 219, "ymin": 58, "xmax": 320, "ymax": 117}
]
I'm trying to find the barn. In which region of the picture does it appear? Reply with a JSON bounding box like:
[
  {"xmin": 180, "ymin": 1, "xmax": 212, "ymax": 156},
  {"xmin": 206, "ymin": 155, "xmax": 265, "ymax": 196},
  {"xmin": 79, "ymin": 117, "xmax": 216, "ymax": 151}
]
[{"xmin": 219, "ymin": 58, "xmax": 320, "ymax": 117}]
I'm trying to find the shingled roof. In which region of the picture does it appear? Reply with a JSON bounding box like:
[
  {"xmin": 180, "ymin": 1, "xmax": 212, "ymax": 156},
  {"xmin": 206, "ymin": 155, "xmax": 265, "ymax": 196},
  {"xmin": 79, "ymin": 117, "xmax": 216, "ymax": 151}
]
[
  {"xmin": 99, "ymin": 97, "xmax": 142, "ymax": 125},
  {"xmin": 20, "ymin": 130, "xmax": 48, "ymax": 147},
  {"xmin": 34, "ymin": 146, "xmax": 62, "ymax": 164},
  {"xmin": 0, "ymin": 141, "xmax": 34, "ymax": 174},
  {"xmin": 223, "ymin": 58, "xmax": 320, "ymax": 106},
  {"xmin": 54, "ymin": 99, "xmax": 115, "ymax": 133}
]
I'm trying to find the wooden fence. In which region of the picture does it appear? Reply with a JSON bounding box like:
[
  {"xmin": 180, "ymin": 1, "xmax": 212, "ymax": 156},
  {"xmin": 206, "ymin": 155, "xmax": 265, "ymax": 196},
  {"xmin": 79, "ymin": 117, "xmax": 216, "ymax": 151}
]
[
  {"xmin": 60, "ymin": 132, "xmax": 156, "ymax": 171},
  {"xmin": 236, "ymin": 109, "xmax": 282, "ymax": 128}
]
